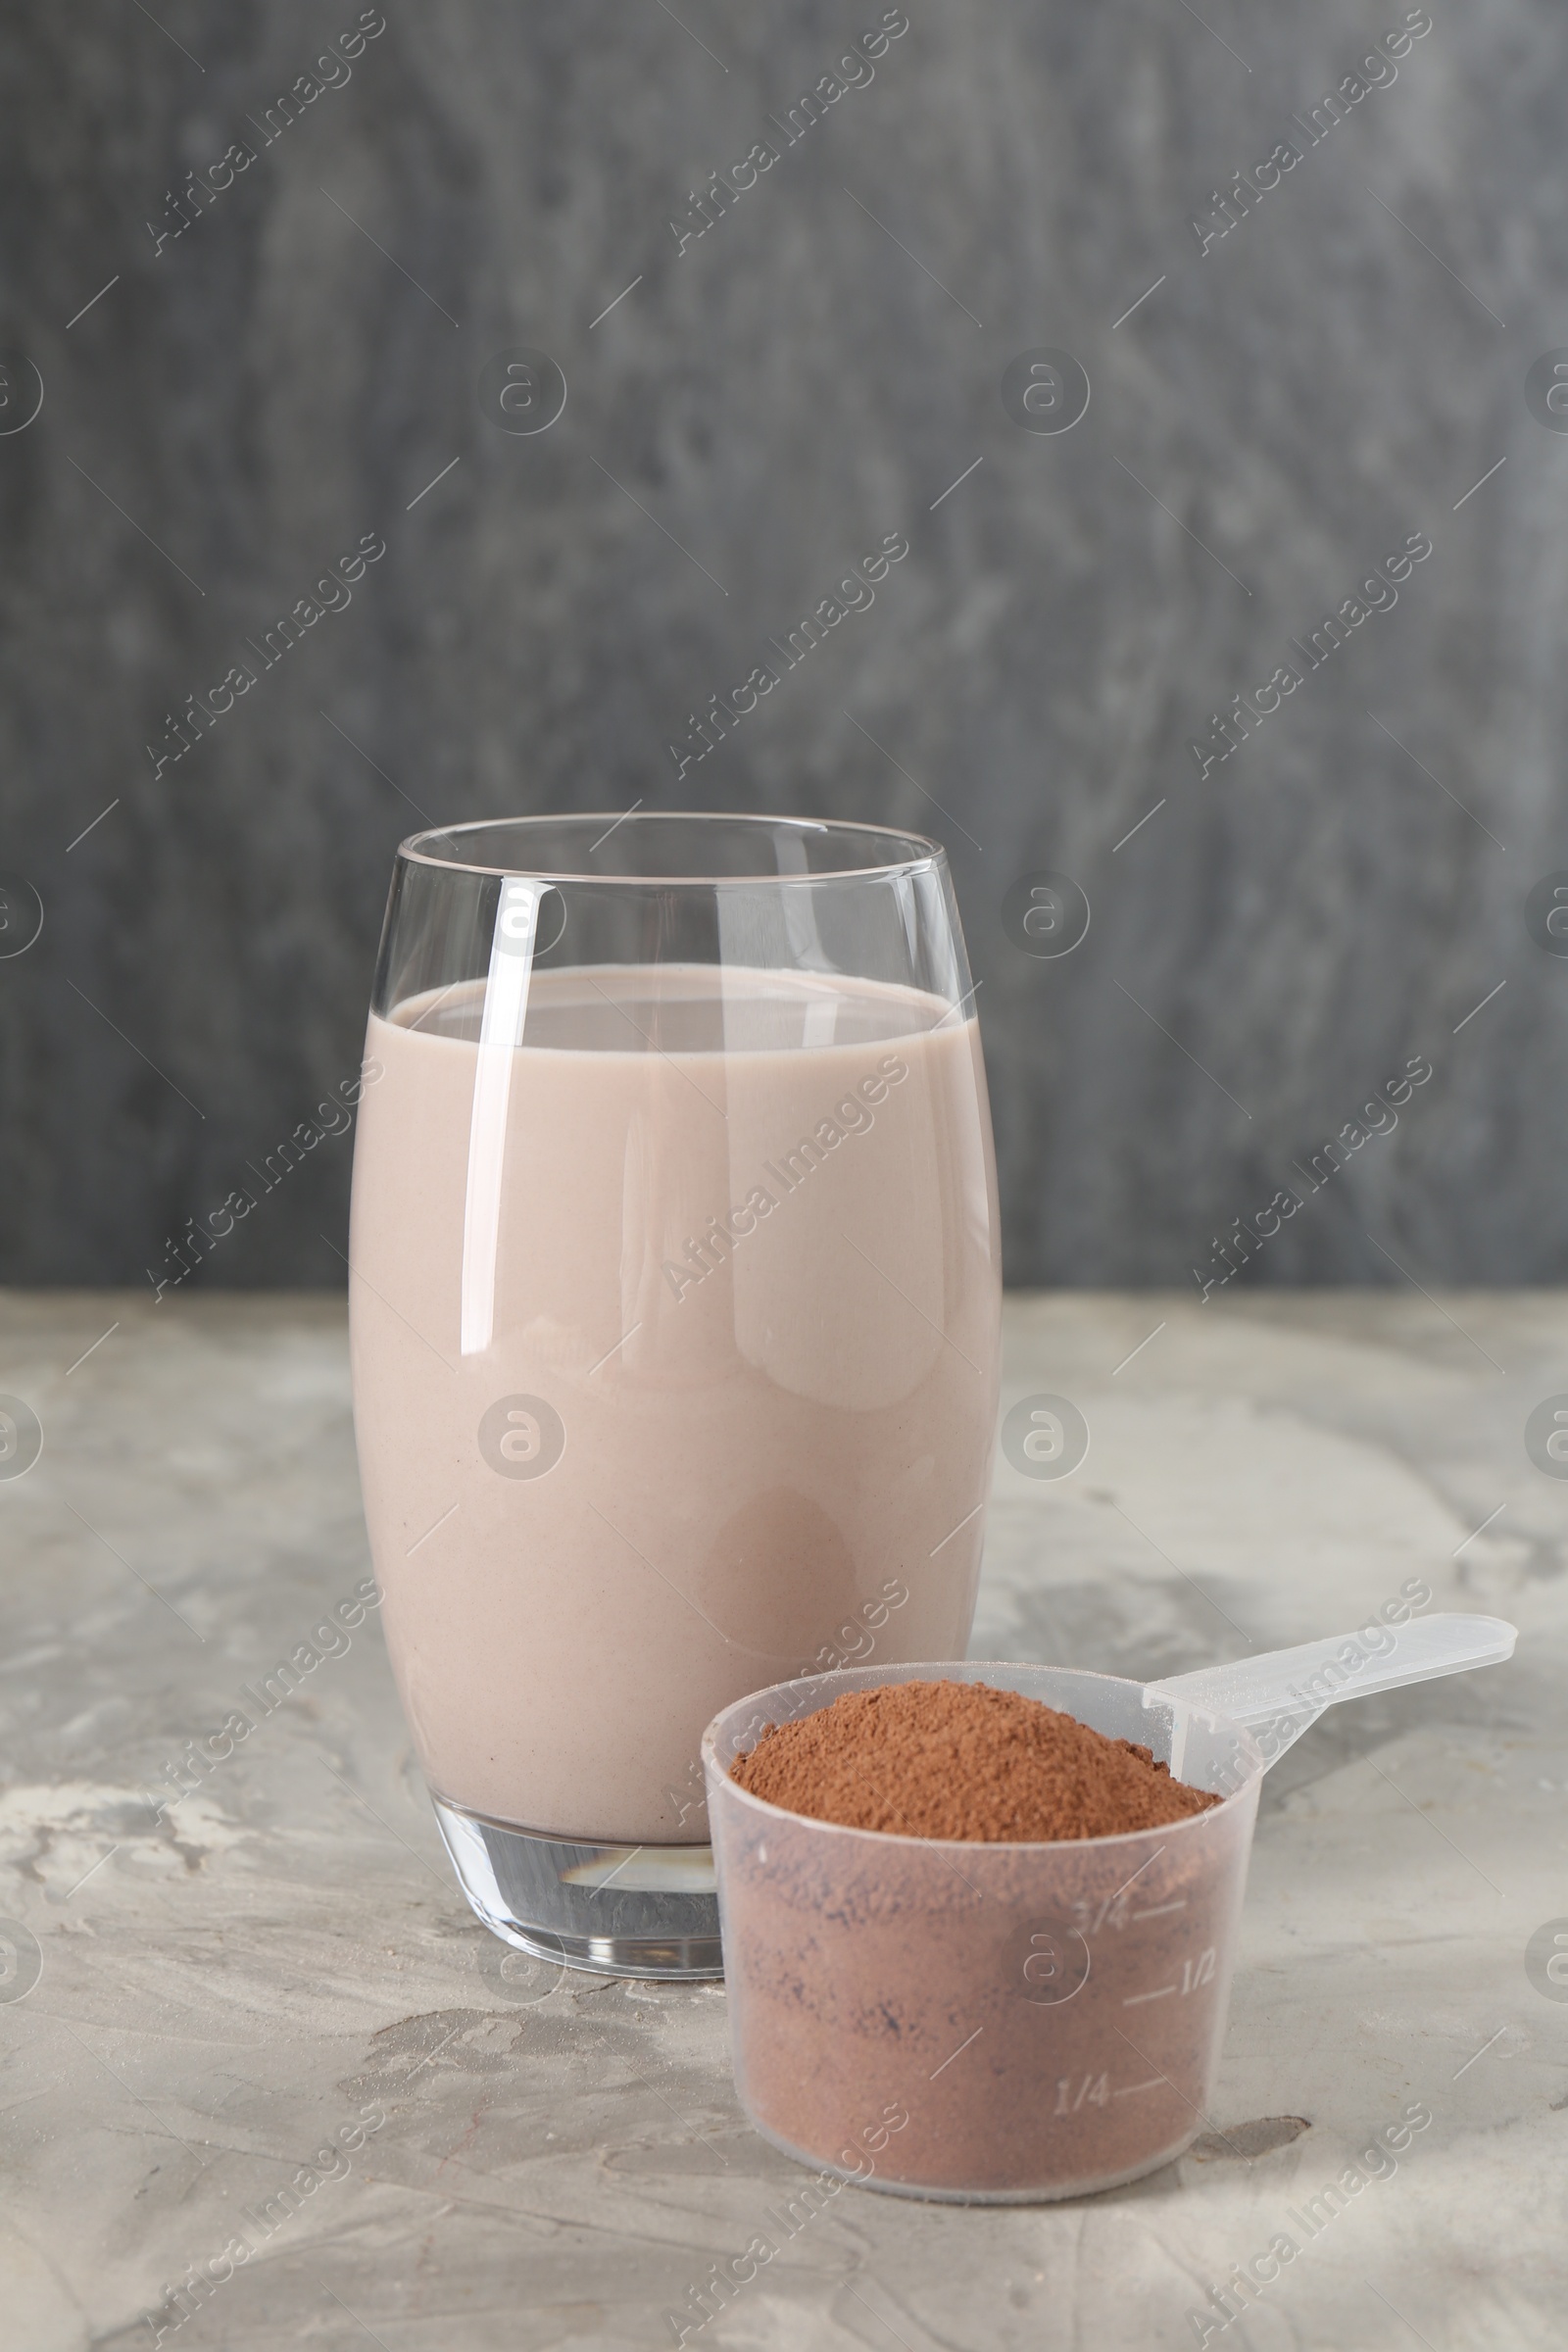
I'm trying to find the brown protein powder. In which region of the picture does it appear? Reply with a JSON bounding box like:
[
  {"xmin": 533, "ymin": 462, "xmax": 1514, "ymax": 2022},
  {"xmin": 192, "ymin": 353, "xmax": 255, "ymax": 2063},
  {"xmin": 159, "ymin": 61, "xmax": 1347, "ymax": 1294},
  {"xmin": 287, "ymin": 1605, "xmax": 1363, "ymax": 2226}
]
[{"xmin": 728, "ymin": 1679, "xmax": 1221, "ymax": 1839}]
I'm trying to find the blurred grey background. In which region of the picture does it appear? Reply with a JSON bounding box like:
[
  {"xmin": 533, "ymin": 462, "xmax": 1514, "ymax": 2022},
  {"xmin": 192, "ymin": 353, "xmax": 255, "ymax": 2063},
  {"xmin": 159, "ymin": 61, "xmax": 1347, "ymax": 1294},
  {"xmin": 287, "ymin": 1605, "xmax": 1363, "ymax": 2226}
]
[{"xmin": 0, "ymin": 0, "xmax": 1561, "ymax": 1291}]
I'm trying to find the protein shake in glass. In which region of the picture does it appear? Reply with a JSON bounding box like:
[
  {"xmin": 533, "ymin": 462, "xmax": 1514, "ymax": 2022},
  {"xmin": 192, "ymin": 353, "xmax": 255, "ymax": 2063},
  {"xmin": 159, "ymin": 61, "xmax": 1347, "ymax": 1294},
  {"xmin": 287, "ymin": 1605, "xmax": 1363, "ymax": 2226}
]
[{"xmin": 348, "ymin": 815, "xmax": 1002, "ymax": 1977}]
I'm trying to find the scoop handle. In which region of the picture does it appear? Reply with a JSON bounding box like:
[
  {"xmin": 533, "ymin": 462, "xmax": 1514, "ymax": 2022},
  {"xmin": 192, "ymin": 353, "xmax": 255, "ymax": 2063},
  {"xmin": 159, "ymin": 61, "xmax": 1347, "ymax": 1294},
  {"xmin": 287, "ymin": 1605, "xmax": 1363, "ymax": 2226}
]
[{"xmin": 1145, "ymin": 1612, "xmax": 1517, "ymax": 1770}]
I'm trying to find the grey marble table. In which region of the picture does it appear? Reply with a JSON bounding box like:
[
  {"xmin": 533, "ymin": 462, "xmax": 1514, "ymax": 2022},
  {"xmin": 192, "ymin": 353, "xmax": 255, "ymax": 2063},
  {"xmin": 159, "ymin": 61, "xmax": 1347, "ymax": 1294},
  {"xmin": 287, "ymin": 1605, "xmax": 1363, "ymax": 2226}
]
[{"xmin": 1, "ymin": 1291, "xmax": 1564, "ymax": 2351}]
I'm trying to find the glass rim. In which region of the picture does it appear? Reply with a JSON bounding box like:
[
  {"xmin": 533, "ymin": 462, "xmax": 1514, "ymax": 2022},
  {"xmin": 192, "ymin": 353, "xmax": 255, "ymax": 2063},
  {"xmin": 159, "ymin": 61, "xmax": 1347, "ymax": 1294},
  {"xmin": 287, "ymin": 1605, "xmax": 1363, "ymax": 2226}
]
[{"xmin": 396, "ymin": 810, "xmax": 947, "ymax": 885}]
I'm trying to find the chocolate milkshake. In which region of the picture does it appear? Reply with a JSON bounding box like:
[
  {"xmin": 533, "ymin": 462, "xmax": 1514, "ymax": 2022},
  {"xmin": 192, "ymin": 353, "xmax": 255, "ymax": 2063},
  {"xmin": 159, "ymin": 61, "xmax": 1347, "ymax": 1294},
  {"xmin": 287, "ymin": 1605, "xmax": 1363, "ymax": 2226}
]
[{"xmin": 349, "ymin": 962, "xmax": 1002, "ymax": 1846}]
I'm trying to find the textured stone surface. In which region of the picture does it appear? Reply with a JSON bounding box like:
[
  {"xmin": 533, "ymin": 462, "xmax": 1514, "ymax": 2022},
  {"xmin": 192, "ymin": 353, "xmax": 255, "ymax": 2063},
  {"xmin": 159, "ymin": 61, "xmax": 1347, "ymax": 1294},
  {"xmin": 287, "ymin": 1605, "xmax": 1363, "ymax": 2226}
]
[
  {"xmin": 1, "ymin": 1289, "xmax": 1563, "ymax": 2348},
  {"xmin": 0, "ymin": 1, "xmax": 1565, "ymax": 1289}
]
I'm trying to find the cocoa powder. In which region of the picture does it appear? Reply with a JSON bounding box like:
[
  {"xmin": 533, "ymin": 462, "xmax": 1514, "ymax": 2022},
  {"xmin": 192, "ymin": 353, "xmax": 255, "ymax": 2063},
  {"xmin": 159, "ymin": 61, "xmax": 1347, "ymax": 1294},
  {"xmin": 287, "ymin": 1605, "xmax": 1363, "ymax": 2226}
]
[
  {"xmin": 729, "ymin": 1679, "xmax": 1221, "ymax": 1839},
  {"xmin": 714, "ymin": 1674, "xmax": 1257, "ymax": 2199}
]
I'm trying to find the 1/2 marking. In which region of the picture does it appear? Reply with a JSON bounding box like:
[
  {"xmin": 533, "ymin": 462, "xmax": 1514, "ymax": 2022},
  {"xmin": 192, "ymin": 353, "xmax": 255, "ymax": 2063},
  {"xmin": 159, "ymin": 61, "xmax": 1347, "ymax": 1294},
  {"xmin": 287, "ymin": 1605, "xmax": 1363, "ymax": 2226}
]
[
  {"xmin": 1123, "ymin": 1944, "xmax": 1216, "ymax": 2006},
  {"xmin": 1181, "ymin": 1945, "xmax": 1217, "ymax": 1995}
]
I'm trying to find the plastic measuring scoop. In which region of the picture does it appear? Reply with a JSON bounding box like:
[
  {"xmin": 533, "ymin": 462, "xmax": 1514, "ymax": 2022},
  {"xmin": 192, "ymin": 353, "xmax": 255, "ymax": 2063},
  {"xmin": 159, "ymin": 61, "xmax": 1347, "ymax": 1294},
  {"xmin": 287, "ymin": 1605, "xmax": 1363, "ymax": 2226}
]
[
  {"xmin": 1147, "ymin": 1610, "xmax": 1518, "ymax": 1778},
  {"xmin": 705, "ymin": 1613, "xmax": 1518, "ymax": 2204}
]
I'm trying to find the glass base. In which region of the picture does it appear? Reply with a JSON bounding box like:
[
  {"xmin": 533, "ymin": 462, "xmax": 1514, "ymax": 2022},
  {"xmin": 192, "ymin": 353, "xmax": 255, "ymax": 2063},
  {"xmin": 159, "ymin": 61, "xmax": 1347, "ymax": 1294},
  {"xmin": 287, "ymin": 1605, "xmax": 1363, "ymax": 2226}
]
[{"xmin": 431, "ymin": 1792, "xmax": 723, "ymax": 1980}]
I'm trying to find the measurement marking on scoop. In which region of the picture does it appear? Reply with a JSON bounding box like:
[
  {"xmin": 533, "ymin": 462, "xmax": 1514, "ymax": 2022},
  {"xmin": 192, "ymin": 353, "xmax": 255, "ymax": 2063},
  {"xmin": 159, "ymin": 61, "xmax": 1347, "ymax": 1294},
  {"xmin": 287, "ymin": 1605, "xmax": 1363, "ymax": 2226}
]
[
  {"xmin": 1130, "ymin": 1898, "xmax": 1187, "ymax": 1921},
  {"xmin": 1057, "ymin": 2069, "xmax": 1165, "ymax": 2114},
  {"xmin": 1086, "ymin": 1844, "xmax": 1170, "ymax": 1934},
  {"xmin": 1054, "ymin": 2072, "xmax": 1109, "ymax": 2114},
  {"xmin": 1124, "ymin": 1947, "xmax": 1217, "ymax": 2004}
]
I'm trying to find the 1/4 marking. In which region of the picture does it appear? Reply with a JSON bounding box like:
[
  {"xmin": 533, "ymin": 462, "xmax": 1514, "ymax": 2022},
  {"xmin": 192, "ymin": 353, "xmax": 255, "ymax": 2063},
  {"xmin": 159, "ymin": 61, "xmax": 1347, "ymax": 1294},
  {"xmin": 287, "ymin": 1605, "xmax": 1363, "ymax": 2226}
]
[{"xmin": 1054, "ymin": 2072, "xmax": 1109, "ymax": 2115}]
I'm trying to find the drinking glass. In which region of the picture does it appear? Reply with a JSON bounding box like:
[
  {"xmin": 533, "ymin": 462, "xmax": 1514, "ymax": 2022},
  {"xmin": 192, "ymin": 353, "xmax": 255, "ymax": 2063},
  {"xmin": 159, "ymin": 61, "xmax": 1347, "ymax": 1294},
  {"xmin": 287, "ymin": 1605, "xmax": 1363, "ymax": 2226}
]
[{"xmin": 348, "ymin": 813, "xmax": 1002, "ymax": 1978}]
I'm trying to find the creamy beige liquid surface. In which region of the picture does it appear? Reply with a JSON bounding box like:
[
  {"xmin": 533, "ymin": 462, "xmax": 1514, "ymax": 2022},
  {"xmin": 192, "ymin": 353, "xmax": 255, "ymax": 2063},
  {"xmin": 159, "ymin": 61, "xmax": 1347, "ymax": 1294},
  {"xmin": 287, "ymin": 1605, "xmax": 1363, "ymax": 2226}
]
[{"xmin": 349, "ymin": 964, "xmax": 1001, "ymax": 1842}]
